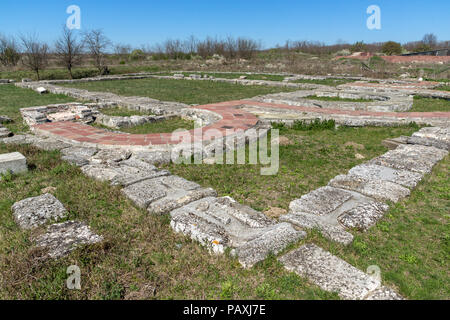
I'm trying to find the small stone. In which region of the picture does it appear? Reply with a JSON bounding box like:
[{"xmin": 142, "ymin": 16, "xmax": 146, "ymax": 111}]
[
  {"xmin": 0, "ymin": 115, "xmax": 12, "ymax": 124},
  {"xmin": 12, "ymin": 193, "xmax": 68, "ymax": 229},
  {"xmin": 355, "ymin": 153, "xmax": 365, "ymax": 160},
  {"xmin": 36, "ymin": 87, "xmax": 48, "ymax": 94}
]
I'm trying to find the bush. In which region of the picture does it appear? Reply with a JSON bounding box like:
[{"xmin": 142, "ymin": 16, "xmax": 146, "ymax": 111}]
[
  {"xmin": 292, "ymin": 119, "xmax": 336, "ymax": 131},
  {"xmin": 129, "ymin": 49, "xmax": 146, "ymax": 61},
  {"xmin": 382, "ymin": 41, "xmax": 403, "ymax": 56}
]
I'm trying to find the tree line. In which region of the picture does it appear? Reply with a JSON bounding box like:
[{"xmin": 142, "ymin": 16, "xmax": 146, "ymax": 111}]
[
  {"xmin": 0, "ymin": 27, "xmax": 111, "ymax": 80},
  {"xmin": 1, "ymin": 28, "xmax": 447, "ymax": 81}
]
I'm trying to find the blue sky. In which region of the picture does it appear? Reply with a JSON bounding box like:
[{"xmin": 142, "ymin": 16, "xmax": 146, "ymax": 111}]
[{"xmin": 0, "ymin": 0, "xmax": 449, "ymax": 48}]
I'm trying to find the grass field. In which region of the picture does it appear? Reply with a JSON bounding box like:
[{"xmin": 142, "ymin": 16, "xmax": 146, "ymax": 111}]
[
  {"xmin": 291, "ymin": 78, "xmax": 355, "ymax": 86},
  {"xmin": 99, "ymin": 107, "xmax": 155, "ymax": 117},
  {"xmin": 60, "ymin": 78, "xmax": 297, "ymax": 105},
  {"xmin": 158, "ymin": 72, "xmax": 286, "ymax": 82},
  {"xmin": 163, "ymin": 125, "xmax": 420, "ymax": 212},
  {"xmin": 0, "ymin": 85, "xmax": 74, "ymax": 133},
  {"xmin": 410, "ymin": 96, "xmax": 450, "ymax": 112},
  {"xmin": 92, "ymin": 116, "xmax": 195, "ymax": 134}
]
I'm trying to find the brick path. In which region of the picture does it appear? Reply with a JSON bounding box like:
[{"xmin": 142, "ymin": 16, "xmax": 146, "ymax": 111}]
[{"xmin": 33, "ymin": 100, "xmax": 450, "ymax": 147}]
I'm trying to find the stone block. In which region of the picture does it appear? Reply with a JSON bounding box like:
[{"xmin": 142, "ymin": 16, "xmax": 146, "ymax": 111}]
[
  {"xmin": 279, "ymin": 244, "xmax": 381, "ymax": 300},
  {"xmin": 0, "ymin": 152, "xmax": 27, "ymax": 176},
  {"xmin": 33, "ymin": 221, "xmax": 103, "ymax": 259},
  {"xmin": 11, "ymin": 193, "xmax": 67, "ymax": 229}
]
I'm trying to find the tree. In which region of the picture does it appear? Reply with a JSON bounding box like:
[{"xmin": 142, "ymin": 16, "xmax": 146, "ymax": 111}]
[
  {"xmin": 114, "ymin": 43, "xmax": 131, "ymax": 56},
  {"xmin": 350, "ymin": 41, "xmax": 367, "ymax": 53},
  {"xmin": 422, "ymin": 33, "xmax": 437, "ymax": 49},
  {"xmin": 54, "ymin": 26, "xmax": 84, "ymax": 79},
  {"xmin": 20, "ymin": 34, "xmax": 49, "ymax": 80},
  {"xmin": 83, "ymin": 29, "xmax": 111, "ymax": 75},
  {"xmin": 382, "ymin": 41, "xmax": 402, "ymax": 56},
  {"xmin": 414, "ymin": 43, "xmax": 432, "ymax": 53},
  {"xmin": 0, "ymin": 35, "xmax": 21, "ymax": 67}
]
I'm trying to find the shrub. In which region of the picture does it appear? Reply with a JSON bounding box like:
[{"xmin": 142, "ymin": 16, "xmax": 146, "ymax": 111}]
[
  {"xmin": 292, "ymin": 119, "xmax": 336, "ymax": 131},
  {"xmin": 382, "ymin": 41, "xmax": 403, "ymax": 56},
  {"xmin": 129, "ymin": 49, "xmax": 146, "ymax": 61}
]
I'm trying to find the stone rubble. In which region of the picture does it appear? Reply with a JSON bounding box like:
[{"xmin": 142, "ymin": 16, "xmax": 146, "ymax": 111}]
[{"xmin": 11, "ymin": 193, "xmax": 68, "ymax": 230}]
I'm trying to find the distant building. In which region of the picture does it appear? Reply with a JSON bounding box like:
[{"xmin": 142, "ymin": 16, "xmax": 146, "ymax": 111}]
[{"xmin": 402, "ymin": 48, "xmax": 450, "ymax": 56}]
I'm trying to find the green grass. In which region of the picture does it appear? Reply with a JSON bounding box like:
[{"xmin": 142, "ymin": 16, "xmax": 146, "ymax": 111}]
[
  {"xmin": 60, "ymin": 78, "xmax": 297, "ymax": 105},
  {"xmin": 159, "ymin": 72, "xmax": 286, "ymax": 82},
  {"xmin": 409, "ymin": 96, "xmax": 450, "ymax": 112},
  {"xmin": 0, "ymin": 143, "xmax": 336, "ymax": 300},
  {"xmin": 0, "ymin": 85, "xmax": 75, "ymax": 133},
  {"xmin": 291, "ymin": 78, "xmax": 355, "ymax": 87},
  {"xmin": 163, "ymin": 125, "xmax": 419, "ymax": 212},
  {"xmin": 437, "ymin": 85, "xmax": 450, "ymax": 91},
  {"xmin": 99, "ymin": 107, "xmax": 155, "ymax": 117},
  {"xmin": 304, "ymin": 95, "xmax": 373, "ymax": 103},
  {"xmin": 92, "ymin": 116, "xmax": 195, "ymax": 134}
]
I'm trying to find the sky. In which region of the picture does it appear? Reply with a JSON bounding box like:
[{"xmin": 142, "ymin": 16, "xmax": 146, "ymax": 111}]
[{"xmin": 0, "ymin": 0, "xmax": 449, "ymax": 49}]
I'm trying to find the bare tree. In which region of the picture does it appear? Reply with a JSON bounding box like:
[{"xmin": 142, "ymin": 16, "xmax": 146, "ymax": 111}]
[
  {"xmin": 83, "ymin": 29, "xmax": 111, "ymax": 75},
  {"xmin": 20, "ymin": 34, "xmax": 49, "ymax": 80},
  {"xmin": 54, "ymin": 26, "xmax": 84, "ymax": 79},
  {"xmin": 114, "ymin": 43, "xmax": 132, "ymax": 56},
  {"xmin": 0, "ymin": 34, "xmax": 21, "ymax": 67},
  {"xmin": 422, "ymin": 33, "xmax": 438, "ymax": 49}
]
